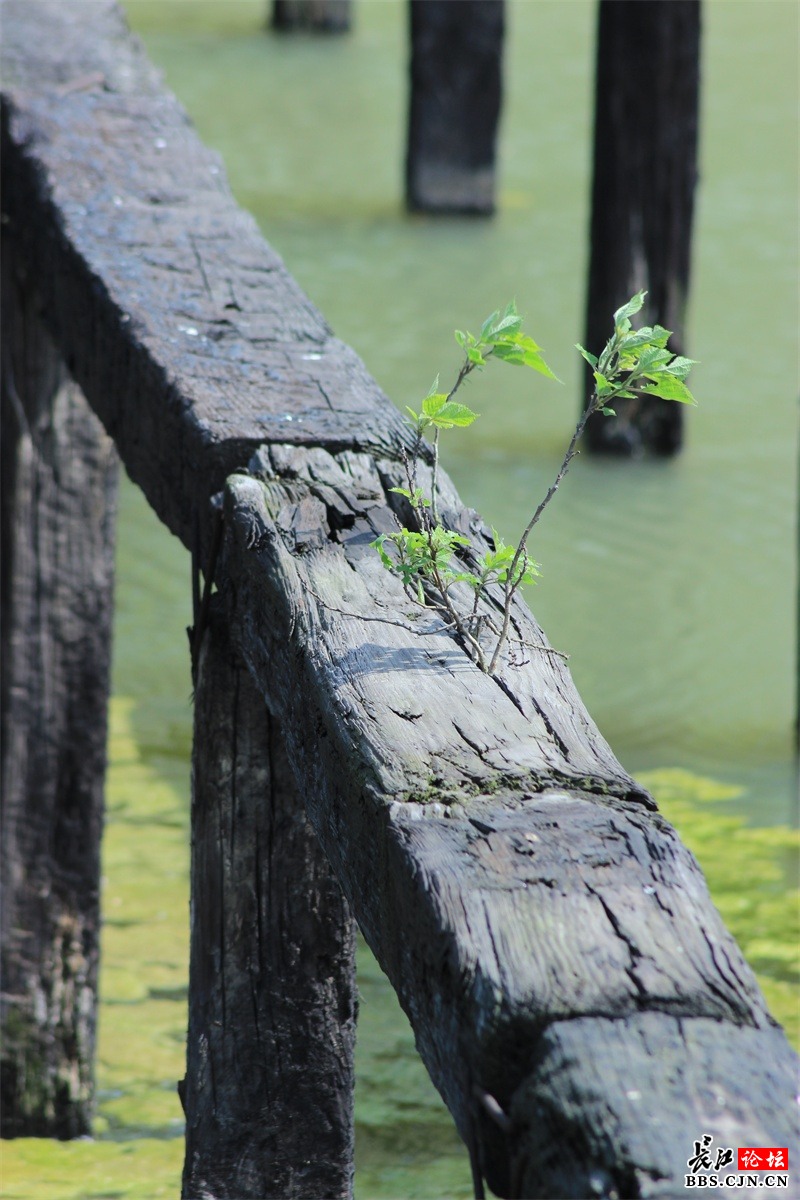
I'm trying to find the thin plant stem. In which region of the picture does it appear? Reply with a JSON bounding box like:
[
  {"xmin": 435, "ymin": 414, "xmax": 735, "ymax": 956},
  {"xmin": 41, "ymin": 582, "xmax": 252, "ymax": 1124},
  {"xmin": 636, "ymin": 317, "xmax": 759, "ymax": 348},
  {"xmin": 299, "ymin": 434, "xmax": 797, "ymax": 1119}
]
[
  {"xmin": 487, "ymin": 376, "xmax": 637, "ymax": 675},
  {"xmin": 430, "ymin": 428, "xmax": 441, "ymax": 525}
]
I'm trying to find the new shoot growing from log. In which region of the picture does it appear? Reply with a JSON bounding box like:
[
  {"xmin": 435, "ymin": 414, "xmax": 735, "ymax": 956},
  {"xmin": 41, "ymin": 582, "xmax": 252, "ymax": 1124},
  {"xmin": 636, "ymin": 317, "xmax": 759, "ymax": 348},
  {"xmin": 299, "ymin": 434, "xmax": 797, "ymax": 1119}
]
[{"xmin": 372, "ymin": 291, "xmax": 696, "ymax": 674}]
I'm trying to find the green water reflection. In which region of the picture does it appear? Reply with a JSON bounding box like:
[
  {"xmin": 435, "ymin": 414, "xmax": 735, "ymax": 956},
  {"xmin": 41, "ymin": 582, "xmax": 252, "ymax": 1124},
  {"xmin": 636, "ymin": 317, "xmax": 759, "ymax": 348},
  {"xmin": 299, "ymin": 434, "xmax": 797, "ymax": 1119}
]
[{"xmin": 3, "ymin": 2, "xmax": 796, "ymax": 1197}]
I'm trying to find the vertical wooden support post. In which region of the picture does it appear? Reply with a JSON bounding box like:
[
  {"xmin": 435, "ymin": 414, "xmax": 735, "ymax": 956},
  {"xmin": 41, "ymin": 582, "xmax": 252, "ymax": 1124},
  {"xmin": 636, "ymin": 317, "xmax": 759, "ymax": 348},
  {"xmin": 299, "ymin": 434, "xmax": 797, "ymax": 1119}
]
[
  {"xmin": 0, "ymin": 238, "xmax": 118, "ymax": 1137},
  {"xmin": 584, "ymin": 0, "xmax": 701, "ymax": 455},
  {"xmin": 271, "ymin": 0, "xmax": 351, "ymax": 33},
  {"xmin": 182, "ymin": 602, "xmax": 357, "ymax": 1200},
  {"xmin": 406, "ymin": 0, "xmax": 505, "ymax": 215}
]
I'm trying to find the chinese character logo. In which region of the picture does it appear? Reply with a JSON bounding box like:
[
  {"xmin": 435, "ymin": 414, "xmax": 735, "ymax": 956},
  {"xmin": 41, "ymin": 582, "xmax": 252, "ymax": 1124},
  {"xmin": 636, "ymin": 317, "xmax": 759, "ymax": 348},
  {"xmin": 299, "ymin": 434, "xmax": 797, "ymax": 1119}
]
[
  {"xmin": 737, "ymin": 1147, "xmax": 789, "ymax": 1172},
  {"xmin": 686, "ymin": 1134, "xmax": 733, "ymax": 1174},
  {"xmin": 685, "ymin": 1136, "xmax": 789, "ymax": 1189}
]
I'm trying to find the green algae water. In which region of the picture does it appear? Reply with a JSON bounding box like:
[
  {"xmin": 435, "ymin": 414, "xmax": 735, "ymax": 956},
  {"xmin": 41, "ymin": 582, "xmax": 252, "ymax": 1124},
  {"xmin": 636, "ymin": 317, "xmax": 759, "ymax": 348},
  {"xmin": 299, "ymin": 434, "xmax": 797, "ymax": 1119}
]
[{"xmin": 3, "ymin": 2, "xmax": 797, "ymax": 1197}]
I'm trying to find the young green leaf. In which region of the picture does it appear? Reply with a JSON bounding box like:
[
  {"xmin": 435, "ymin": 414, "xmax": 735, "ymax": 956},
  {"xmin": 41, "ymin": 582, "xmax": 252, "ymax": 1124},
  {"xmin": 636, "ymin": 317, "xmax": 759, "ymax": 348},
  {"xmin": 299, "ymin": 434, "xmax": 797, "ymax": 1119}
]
[
  {"xmin": 421, "ymin": 392, "xmax": 450, "ymax": 418},
  {"xmin": 639, "ymin": 374, "xmax": 697, "ymax": 405},
  {"xmin": 575, "ymin": 343, "xmax": 598, "ymax": 368},
  {"xmin": 487, "ymin": 310, "xmax": 523, "ymax": 341},
  {"xmin": 430, "ymin": 401, "xmax": 480, "ymax": 428},
  {"xmin": 370, "ymin": 534, "xmax": 395, "ymax": 572},
  {"xmin": 635, "ymin": 346, "xmax": 673, "ymax": 374},
  {"xmin": 618, "ymin": 326, "xmax": 658, "ymax": 351},
  {"xmin": 613, "ymin": 290, "xmax": 647, "ymax": 327},
  {"xmin": 664, "ymin": 355, "xmax": 698, "ymax": 381},
  {"xmin": 451, "ymin": 571, "xmax": 483, "ymax": 591},
  {"xmin": 492, "ymin": 340, "xmax": 560, "ymax": 380},
  {"xmin": 479, "ymin": 309, "xmax": 501, "ymax": 341},
  {"xmin": 593, "ymin": 371, "xmax": 614, "ymax": 397},
  {"xmin": 515, "ymin": 559, "xmax": 542, "ymax": 587},
  {"xmin": 648, "ymin": 325, "xmax": 672, "ymax": 349},
  {"xmin": 389, "ymin": 486, "xmax": 431, "ymax": 507}
]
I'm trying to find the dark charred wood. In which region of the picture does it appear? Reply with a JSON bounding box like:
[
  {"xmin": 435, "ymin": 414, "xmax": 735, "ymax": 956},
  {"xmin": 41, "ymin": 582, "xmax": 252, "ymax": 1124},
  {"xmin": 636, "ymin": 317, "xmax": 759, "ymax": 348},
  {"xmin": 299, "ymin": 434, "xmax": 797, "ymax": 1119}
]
[
  {"xmin": 0, "ymin": 0, "xmax": 414, "ymax": 559},
  {"xmin": 0, "ymin": 234, "xmax": 118, "ymax": 1137},
  {"xmin": 183, "ymin": 604, "xmax": 356, "ymax": 1198},
  {"xmin": 584, "ymin": 0, "xmax": 701, "ymax": 456},
  {"xmin": 406, "ymin": 0, "xmax": 504, "ymax": 215},
  {"xmin": 271, "ymin": 0, "xmax": 351, "ymax": 34},
  {"xmin": 2, "ymin": 4, "xmax": 796, "ymax": 1195},
  {"xmin": 221, "ymin": 448, "xmax": 798, "ymax": 1198}
]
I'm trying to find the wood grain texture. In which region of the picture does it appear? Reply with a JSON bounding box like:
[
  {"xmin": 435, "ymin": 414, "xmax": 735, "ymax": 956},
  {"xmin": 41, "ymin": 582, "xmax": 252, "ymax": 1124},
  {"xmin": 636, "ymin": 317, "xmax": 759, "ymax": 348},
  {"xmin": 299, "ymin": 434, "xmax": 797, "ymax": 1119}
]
[
  {"xmin": 184, "ymin": 607, "xmax": 356, "ymax": 1199},
  {"xmin": 1, "ymin": 237, "xmax": 118, "ymax": 1136},
  {"xmin": 221, "ymin": 449, "xmax": 798, "ymax": 1197},
  {"xmin": 2, "ymin": 4, "xmax": 796, "ymax": 1194},
  {"xmin": 1, "ymin": 0, "xmax": 413, "ymax": 553}
]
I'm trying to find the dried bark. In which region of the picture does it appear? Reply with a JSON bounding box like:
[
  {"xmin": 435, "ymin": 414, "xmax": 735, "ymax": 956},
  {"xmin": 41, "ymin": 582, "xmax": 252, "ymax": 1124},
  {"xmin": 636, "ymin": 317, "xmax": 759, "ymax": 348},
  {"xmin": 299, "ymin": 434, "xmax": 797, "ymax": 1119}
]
[
  {"xmin": 584, "ymin": 0, "xmax": 701, "ymax": 455},
  {"xmin": 406, "ymin": 0, "xmax": 504, "ymax": 215},
  {"xmin": 0, "ymin": 236, "xmax": 118, "ymax": 1137}
]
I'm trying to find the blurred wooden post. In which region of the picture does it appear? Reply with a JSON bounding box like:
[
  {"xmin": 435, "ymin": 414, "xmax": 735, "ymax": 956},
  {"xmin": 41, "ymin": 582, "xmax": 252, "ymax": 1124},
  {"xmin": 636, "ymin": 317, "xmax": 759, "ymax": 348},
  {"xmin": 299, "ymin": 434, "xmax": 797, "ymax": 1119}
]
[
  {"xmin": 584, "ymin": 0, "xmax": 701, "ymax": 455},
  {"xmin": 0, "ymin": 236, "xmax": 118, "ymax": 1137},
  {"xmin": 406, "ymin": 0, "xmax": 505, "ymax": 215},
  {"xmin": 271, "ymin": 0, "xmax": 351, "ymax": 33},
  {"xmin": 182, "ymin": 602, "xmax": 357, "ymax": 1199}
]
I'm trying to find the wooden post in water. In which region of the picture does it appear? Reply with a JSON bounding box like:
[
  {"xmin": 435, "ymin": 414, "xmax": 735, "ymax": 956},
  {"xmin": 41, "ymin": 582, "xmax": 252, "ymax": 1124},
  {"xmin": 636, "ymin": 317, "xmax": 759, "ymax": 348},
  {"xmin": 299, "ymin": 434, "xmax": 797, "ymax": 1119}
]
[
  {"xmin": 271, "ymin": 0, "xmax": 351, "ymax": 33},
  {"xmin": 0, "ymin": 237, "xmax": 118, "ymax": 1137},
  {"xmin": 584, "ymin": 0, "xmax": 701, "ymax": 455},
  {"xmin": 406, "ymin": 0, "xmax": 504, "ymax": 215},
  {"xmin": 182, "ymin": 601, "xmax": 357, "ymax": 1199}
]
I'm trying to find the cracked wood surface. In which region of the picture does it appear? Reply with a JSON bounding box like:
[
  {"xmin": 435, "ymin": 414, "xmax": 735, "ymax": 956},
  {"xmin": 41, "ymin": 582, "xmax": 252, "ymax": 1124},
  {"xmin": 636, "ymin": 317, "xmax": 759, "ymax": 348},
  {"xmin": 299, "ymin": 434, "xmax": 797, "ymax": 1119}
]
[
  {"xmin": 184, "ymin": 608, "xmax": 356, "ymax": 1200},
  {"xmin": 1, "ymin": 0, "xmax": 414, "ymax": 552},
  {"xmin": 223, "ymin": 451, "xmax": 798, "ymax": 1197},
  {"xmin": 2, "ymin": 3, "xmax": 797, "ymax": 1196}
]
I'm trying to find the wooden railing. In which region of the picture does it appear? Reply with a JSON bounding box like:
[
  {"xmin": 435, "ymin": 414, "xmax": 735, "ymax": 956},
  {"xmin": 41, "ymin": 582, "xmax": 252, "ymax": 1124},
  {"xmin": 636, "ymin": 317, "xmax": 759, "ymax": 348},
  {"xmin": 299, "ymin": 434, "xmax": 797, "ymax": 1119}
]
[{"xmin": 1, "ymin": 3, "xmax": 796, "ymax": 1197}]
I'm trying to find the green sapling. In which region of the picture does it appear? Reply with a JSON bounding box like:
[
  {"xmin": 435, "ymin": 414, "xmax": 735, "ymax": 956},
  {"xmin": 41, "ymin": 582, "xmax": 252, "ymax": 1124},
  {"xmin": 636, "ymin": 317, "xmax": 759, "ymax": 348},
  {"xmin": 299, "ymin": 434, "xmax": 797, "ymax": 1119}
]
[{"xmin": 372, "ymin": 291, "xmax": 696, "ymax": 674}]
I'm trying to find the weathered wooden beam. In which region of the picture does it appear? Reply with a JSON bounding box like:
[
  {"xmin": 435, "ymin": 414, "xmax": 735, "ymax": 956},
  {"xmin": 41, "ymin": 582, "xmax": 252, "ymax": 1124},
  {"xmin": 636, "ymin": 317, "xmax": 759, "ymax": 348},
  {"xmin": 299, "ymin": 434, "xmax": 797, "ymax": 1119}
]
[
  {"xmin": 220, "ymin": 446, "xmax": 798, "ymax": 1196},
  {"xmin": 183, "ymin": 604, "xmax": 357, "ymax": 1198},
  {"xmin": 584, "ymin": 0, "xmax": 701, "ymax": 455},
  {"xmin": 0, "ymin": 0, "xmax": 413, "ymax": 557},
  {"xmin": 0, "ymin": 233, "xmax": 118, "ymax": 1136},
  {"xmin": 406, "ymin": 0, "xmax": 504, "ymax": 215},
  {"xmin": 271, "ymin": 0, "xmax": 351, "ymax": 34},
  {"xmin": 2, "ymin": 4, "xmax": 796, "ymax": 1195}
]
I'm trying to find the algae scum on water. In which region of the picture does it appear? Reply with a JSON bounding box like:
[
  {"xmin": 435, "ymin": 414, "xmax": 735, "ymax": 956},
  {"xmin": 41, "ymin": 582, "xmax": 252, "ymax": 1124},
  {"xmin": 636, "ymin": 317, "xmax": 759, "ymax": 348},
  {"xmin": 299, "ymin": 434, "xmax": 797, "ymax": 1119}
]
[{"xmin": 2, "ymin": 703, "xmax": 797, "ymax": 1200}]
